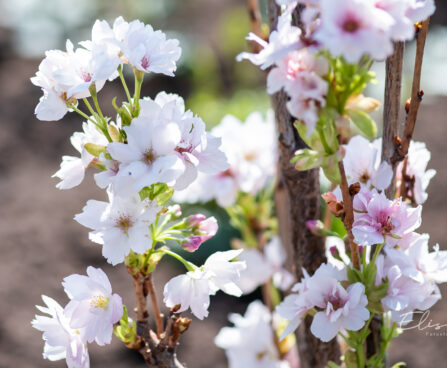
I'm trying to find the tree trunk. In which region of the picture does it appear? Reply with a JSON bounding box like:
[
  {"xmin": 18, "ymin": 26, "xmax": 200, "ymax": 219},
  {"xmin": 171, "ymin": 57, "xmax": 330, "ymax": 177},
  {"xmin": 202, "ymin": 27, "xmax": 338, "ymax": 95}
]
[{"xmin": 268, "ymin": 2, "xmax": 341, "ymax": 367}]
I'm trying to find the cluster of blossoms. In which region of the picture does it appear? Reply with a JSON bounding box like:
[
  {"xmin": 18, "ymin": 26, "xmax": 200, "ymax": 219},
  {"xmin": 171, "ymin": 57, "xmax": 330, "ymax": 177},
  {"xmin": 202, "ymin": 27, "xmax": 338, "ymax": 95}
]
[
  {"xmin": 277, "ymin": 129, "xmax": 442, "ymax": 345},
  {"xmin": 238, "ymin": 0, "xmax": 435, "ymax": 136},
  {"xmin": 31, "ymin": 17, "xmax": 248, "ymax": 367},
  {"xmin": 32, "ymin": 267, "xmax": 123, "ymax": 367},
  {"xmin": 31, "ymin": 16, "xmax": 181, "ymax": 121}
]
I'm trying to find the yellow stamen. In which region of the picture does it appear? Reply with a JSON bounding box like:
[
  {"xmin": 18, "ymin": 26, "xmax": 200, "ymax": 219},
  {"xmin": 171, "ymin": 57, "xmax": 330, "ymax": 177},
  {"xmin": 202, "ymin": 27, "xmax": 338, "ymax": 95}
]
[{"xmin": 90, "ymin": 295, "xmax": 109, "ymax": 309}]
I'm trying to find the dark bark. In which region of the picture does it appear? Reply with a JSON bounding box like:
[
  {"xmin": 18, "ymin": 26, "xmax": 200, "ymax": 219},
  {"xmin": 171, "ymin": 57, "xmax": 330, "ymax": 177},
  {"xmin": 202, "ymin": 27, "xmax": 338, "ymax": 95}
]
[{"xmin": 268, "ymin": 2, "xmax": 341, "ymax": 366}]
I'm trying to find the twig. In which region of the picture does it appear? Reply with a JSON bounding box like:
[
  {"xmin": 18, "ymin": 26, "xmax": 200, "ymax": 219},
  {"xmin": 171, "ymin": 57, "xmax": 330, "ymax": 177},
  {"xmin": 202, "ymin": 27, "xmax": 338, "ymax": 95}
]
[
  {"xmin": 338, "ymin": 161, "xmax": 361, "ymax": 270},
  {"xmin": 147, "ymin": 274, "xmax": 164, "ymax": 337},
  {"xmin": 391, "ymin": 19, "xmax": 430, "ymax": 165},
  {"xmin": 246, "ymin": 0, "xmax": 264, "ymax": 52},
  {"xmin": 382, "ymin": 42, "xmax": 404, "ymax": 198}
]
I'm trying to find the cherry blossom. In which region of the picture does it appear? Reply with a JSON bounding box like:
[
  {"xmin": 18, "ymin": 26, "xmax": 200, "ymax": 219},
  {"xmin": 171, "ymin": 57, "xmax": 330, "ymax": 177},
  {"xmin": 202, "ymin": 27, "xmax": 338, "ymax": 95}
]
[
  {"xmin": 92, "ymin": 17, "xmax": 181, "ymax": 76},
  {"xmin": 63, "ymin": 267, "xmax": 123, "ymax": 346},
  {"xmin": 310, "ymin": 280, "xmax": 369, "ymax": 342},
  {"xmin": 267, "ymin": 49, "xmax": 328, "ymax": 134},
  {"xmin": 107, "ymin": 93, "xmax": 228, "ymax": 193},
  {"xmin": 315, "ymin": 0, "xmax": 395, "ymax": 63},
  {"xmin": 277, "ymin": 263, "xmax": 348, "ymax": 340},
  {"xmin": 31, "ymin": 40, "xmax": 117, "ymax": 121},
  {"xmin": 215, "ymin": 301, "xmax": 290, "ymax": 368},
  {"xmin": 343, "ymin": 136, "xmax": 393, "ymax": 191},
  {"xmin": 352, "ymin": 188, "xmax": 421, "ymax": 247},
  {"xmin": 376, "ymin": 252, "xmax": 441, "ymax": 324},
  {"xmin": 74, "ymin": 190, "xmax": 160, "ymax": 265},
  {"xmin": 163, "ymin": 250, "xmax": 246, "ymax": 319},
  {"xmin": 53, "ymin": 121, "xmax": 109, "ymax": 190},
  {"xmin": 32, "ymin": 296, "xmax": 90, "ymax": 368},
  {"xmin": 237, "ymin": 11, "xmax": 301, "ymax": 70}
]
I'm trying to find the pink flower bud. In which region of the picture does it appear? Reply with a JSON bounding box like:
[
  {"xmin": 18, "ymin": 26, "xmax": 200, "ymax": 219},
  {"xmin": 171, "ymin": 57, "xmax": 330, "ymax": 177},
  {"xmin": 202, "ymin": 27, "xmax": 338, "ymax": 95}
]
[{"xmin": 182, "ymin": 216, "xmax": 218, "ymax": 252}]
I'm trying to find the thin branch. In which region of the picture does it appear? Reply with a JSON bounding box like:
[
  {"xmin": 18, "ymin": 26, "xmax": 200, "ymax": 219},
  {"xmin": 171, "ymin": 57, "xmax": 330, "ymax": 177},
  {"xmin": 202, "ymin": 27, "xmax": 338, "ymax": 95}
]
[
  {"xmin": 391, "ymin": 19, "xmax": 430, "ymax": 165},
  {"xmin": 382, "ymin": 42, "xmax": 404, "ymax": 198},
  {"xmin": 246, "ymin": 0, "xmax": 264, "ymax": 52},
  {"xmin": 147, "ymin": 274, "xmax": 164, "ymax": 337},
  {"xmin": 338, "ymin": 161, "xmax": 361, "ymax": 270}
]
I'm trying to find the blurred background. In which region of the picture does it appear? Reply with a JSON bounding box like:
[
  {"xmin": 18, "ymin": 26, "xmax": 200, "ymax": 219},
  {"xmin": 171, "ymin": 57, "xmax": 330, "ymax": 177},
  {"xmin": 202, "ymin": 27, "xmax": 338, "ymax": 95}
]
[{"xmin": 0, "ymin": 0, "xmax": 446, "ymax": 367}]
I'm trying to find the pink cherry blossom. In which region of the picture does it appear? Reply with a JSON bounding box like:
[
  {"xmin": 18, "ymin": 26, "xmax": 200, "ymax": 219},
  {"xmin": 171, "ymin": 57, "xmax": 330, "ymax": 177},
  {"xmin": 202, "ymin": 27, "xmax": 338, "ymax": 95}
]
[
  {"xmin": 352, "ymin": 188, "xmax": 421, "ymax": 247},
  {"xmin": 315, "ymin": 0, "xmax": 395, "ymax": 63}
]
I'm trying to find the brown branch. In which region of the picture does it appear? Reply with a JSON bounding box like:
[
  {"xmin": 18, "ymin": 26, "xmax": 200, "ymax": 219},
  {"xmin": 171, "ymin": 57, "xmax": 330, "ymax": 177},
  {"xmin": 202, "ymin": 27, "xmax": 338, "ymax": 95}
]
[
  {"xmin": 382, "ymin": 42, "xmax": 404, "ymax": 198},
  {"xmin": 391, "ymin": 19, "xmax": 430, "ymax": 166},
  {"xmin": 147, "ymin": 274, "xmax": 164, "ymax": 336},
  {"xmin": 337, "ymin": 161, "xmax": 361, "ymax": 270},
  {"xmin": 246, "ymin": 0, "xmax": 264, "ymax": 52},
  {"xmin": 132, "ymin": 274, "xmax": 187, "ymax": 368}
]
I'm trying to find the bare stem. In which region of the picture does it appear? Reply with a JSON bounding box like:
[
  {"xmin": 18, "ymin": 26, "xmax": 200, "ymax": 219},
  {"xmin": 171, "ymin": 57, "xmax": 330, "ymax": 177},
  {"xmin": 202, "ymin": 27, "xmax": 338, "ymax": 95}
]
[
  {"xmin": 147, "ymin": 275, "xmax": 164, "ymax": 337},
  {"xmin": 338, "ymin": 161, "xmax": 361, "ymax": 270},
  {"xmin": 392, "ymin": 19, "xmax": 430, "ymax": 165}
]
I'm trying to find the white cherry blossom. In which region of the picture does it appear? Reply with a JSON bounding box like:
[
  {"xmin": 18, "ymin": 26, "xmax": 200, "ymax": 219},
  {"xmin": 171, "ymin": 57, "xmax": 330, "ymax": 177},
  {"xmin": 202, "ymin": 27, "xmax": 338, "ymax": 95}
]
[
  {"xmin": 92, "ymin": 17, "xmax": 181, "ymax": 76},
  {"xmin": 74, "ymin": 190, "xmax": 160, "ymax": 265},
  {"xmin": 53, "ymin": 121, "xmax": 108, "ymax": 190},
  {"xmin": 32, "ymin": 296, "xmax": 90, "ymax": 368},
  {"xmin": 163, "ymin": 250, "xmax": 246, "ymax": 319},
  {"xmin": 63, "ymin": 267, "xmax": 123, "ymax": 346}
]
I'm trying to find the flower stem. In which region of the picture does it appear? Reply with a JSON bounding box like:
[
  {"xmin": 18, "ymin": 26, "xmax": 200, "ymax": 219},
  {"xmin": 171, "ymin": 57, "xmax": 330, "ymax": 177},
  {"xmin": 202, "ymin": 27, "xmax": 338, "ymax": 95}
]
[
  {"xmin": 338, "ymin": 160, "xmax": 361, "ymax": 269},
  {"xmin": 160, "ymin": 249, "xmax": 196, "ymax": 272},
  {"xmin": 133, "ymin": 69, "xmax": 144, "ymax": 116},
  {"xmin": 68, "ymin": 103, "xmax": 94, "ymax": 123},
  {"xmin": 147, "ymin": 274, "xmax": 164, "ymax": 337},
  {"xmin": 118, "ymin": 64, "xmax": 133, "ymax": 105}
]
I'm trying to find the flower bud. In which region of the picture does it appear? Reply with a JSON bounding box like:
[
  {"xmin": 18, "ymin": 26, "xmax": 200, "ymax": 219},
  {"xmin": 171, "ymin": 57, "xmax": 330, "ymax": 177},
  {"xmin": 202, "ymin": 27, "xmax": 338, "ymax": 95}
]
[{"xmin": 182, "ymin": 215, "xmax": 218, "ymax": 252}]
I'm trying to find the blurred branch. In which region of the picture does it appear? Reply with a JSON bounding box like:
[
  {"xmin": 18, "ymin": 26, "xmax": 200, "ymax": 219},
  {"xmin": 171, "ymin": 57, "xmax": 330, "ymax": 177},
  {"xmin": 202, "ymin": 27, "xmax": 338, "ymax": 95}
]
[
  {"xmin": 268, "ymin": 1, "xmax": 340, "ymax": 367},
  {"xmin": 391, "ymin": 19, "xmax": 430, "ymax": 167},
  {"xmin": 246, "ymin": 0, "xmax": 264, "ymax": 52}
]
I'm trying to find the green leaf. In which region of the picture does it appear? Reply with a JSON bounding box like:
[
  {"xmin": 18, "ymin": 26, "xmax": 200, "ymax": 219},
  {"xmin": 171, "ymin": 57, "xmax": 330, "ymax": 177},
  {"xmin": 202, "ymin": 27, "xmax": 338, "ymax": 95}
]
[
  {"xmin": 368, "ymin": 300, "xmax": 384, "ymax": 314},
  {"xmin": 291, "ymin": 149, "xmax": 325, "ymax": 171},
  {"xmin": 348, "ymin": 110, "xmax": 377, "ymax": 139},
  {"xmin": 363, "ymin": 262, "xmax": 378, "ymax": 289},
  {"xmin": 322, "ymin": 153, "xmax": 342, "ymax": 184},
  {"xmin": 347, "ymin": 266, "xmax": 363, "ymax": 284},
  {"xmin": 294, "ymin": 120, "xmax": 324, "ymax": 151},
  {"xmin": 367, "ymin": 281, "xmax": 389, "ymax": 303},
  {"xmin": 139, "ymin": 183, "xmax": 174, "ymax": 206},
  {"xmin": 84, "ymin": 143, "xmax": 107, "ymax": 157}
]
